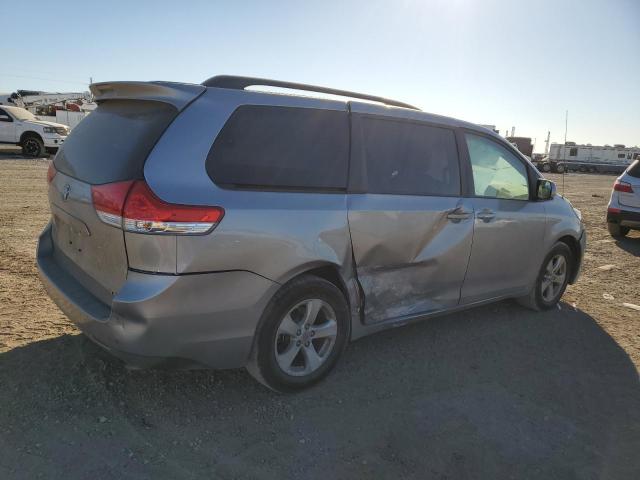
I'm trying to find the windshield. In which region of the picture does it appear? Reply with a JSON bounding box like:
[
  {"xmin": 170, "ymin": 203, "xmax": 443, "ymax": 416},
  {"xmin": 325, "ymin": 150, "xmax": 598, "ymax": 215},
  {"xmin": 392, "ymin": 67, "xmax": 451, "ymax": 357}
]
[{"xmin": 6, "ymin": 106, "xmax": 37, "ymax": 121}]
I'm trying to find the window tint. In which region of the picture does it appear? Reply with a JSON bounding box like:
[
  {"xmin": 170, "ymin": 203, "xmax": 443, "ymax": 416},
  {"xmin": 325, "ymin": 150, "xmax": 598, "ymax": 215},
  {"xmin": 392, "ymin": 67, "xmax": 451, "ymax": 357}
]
[
  {"xmin": 465, "ymin": 133, "xmax": 529, "ymax": 200},
  {"xmin": 627, "ymin": 159, "xmax": 640, "ymax": 178},
  {"xmin": 206, "ymin": 105, "xmax": 348, "ymax": 191},
  {"xmin": 54, "ymin": 100, "xmax": 178, "ymax": 184},
  {"xmin": 359, "ymin": 117, "xmax": 460, "ymax": 196}
]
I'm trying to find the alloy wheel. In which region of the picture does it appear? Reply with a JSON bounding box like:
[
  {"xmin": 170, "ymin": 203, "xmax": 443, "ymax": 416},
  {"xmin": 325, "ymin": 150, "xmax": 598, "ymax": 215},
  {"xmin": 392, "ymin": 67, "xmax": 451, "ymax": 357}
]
[
  {"xmin": 541, "ymin": 254, "xmax": 567, "ymax": 302},
  {"xmin": 24, "ymin": 139, "xmax": 40, "ymax": 156},
  {"xmin": 274, "ymin": 299, "xmax": 338, "ymax": 376}
]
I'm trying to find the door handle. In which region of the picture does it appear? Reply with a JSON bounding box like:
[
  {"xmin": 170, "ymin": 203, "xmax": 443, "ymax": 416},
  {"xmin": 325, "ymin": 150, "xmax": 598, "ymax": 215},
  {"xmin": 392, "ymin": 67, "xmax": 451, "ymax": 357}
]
[
  {"xmin": 446, "ymin": 207, "xmax": 472, "ymax": 221},
  {"xmin": 476, "ymin": 209, "xmax": 496, "ymax": 222}
]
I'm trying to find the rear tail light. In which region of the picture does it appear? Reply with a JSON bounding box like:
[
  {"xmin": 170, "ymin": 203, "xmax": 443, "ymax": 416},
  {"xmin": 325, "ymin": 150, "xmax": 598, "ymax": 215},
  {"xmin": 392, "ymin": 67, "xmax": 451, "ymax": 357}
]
[
  {"xmin": 91, "ymin": 181, "xmax": 135, "ymax": 228},
  {"xmin": 91, "ymin": 180, "xmax": 224, "ymax": 235},
  {"xmin": 613, "ymin": 180, "xmax": 633, "ymax": 193},
  {"xmin": 47, "ymin": 162, "xmax": 57, "ymax": 184},
  {"xmin": 607, "ymin": 207, "xmax": 621, "ymax": 214}
]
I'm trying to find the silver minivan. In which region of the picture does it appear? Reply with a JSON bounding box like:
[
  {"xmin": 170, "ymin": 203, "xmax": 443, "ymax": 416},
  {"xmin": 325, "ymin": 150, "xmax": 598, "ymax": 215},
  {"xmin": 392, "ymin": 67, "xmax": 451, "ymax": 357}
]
[{"xmin": 37, "ymin": 76, "xmax": 586, "ymax": 391}]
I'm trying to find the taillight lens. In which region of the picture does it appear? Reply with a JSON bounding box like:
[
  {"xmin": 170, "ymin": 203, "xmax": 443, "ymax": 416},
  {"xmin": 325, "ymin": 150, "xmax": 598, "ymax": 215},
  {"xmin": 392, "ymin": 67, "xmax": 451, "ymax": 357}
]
[
  {"xmin": 47, "ymin": 162, "xmax": 57, "ymax": 184},
  {"xmin": 614, "ymin": 180, "xmax": 633, "ymax": 193},
  {"xmin": 91, "ymin": 180, "xmax": 224, "ymax": 235},
  {"xmin": 91, "ymin": 181, "xmax": 135, "ymax": 228}
]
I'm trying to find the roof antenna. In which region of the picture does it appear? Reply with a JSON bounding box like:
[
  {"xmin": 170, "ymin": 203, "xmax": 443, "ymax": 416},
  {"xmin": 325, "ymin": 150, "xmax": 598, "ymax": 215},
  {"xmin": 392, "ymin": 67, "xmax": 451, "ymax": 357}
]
[{"xmin": 562, "ymin": 110, "xmax": 568, "ymax": 196}]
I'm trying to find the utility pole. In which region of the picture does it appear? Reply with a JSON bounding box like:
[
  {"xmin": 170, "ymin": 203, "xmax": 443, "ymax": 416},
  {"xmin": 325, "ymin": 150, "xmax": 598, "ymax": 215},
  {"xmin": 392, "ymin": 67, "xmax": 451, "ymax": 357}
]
[{"xmin": 562, "ymin": 110, "xmax": 568, "ymax": 195}]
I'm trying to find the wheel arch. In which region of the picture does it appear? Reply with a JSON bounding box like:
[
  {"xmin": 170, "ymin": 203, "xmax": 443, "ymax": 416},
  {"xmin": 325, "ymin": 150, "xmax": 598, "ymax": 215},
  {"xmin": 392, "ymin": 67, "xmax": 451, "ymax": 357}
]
[
  {"xmin": 273, "ymin": 261, "xmax": 364, "ymax": 334},
  {"xmin": 277, "ymin": 261, "xmax": 351, "ymax": 304},
  {"xmin": 20, "ymin": 130, "xmax": 43, "ymax": 144},
  {"xmin": 556, "ymin": 234, "xmax": 581, "ymax": 284}
]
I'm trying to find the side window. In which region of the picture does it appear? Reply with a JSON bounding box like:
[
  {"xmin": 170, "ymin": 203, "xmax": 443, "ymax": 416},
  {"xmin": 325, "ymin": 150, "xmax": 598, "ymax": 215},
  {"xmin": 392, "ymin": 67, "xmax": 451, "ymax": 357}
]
[
  {"xmin": 359, "ymin": 117, "xmax": 460, "ymax": 196},
  {"xmin": 0, "ymin": 108, "xmax": 11, "ymax": 122},
  {"xmin": 465, "ymin": 133, "xmax": 530, "ymax": 200},
  {"xmin": 569, "ymin": 147, "xmax": 578, "ymax": 156},
  {"xmin": 206, "ymin": 105, "xmax": 348, "ymax": 191}
]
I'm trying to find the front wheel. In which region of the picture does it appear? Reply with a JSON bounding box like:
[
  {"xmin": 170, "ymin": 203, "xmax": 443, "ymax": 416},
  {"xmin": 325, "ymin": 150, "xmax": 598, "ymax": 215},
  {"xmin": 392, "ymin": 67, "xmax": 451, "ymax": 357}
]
[
  {"xmin": 247, "ymin": 275, "xmax": 350, "ymax": 392},
  {"xmin": 518, "ymin": 242, "xmax": 572, "ymax": 311},
  {"xmin": 21, "ymin": 135, "xmax": 45, "ymax": 158},
  {"xmin": 555, "ymin": 164, "xmax": 566, "ymax": 174}
]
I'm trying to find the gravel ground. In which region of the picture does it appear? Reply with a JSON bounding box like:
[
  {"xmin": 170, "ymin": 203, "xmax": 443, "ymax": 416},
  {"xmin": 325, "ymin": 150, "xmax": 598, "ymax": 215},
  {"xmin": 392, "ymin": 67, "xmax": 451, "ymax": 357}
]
[{"xmin": 1, "ymin": 153, "xmax": 639, "ymax": 479}]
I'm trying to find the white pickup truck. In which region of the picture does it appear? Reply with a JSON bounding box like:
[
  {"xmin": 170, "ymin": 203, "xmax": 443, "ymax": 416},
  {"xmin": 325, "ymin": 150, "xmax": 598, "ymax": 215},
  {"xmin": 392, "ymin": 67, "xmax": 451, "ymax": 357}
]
[{"xmin": 0, "ymin": 105, "xmax": 69, "ymax": 157}]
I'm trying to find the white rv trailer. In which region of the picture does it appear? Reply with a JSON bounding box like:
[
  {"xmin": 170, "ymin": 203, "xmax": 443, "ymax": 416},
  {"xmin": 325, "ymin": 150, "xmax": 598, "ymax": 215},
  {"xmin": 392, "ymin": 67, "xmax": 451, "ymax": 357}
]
[{"xmin": 536, "ymin": 143, "xmax": 640, "ymax": 174}]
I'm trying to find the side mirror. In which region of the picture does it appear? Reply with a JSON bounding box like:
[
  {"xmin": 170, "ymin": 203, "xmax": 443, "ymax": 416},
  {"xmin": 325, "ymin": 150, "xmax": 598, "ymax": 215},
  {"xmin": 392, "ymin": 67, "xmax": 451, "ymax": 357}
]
[
  {"xmin": 0, "ymin": 114, "xmax": 11, "ymax": 122},
  {"xmin": 536, "ymin": 179, "xmax": 556, "ymax": 201}
]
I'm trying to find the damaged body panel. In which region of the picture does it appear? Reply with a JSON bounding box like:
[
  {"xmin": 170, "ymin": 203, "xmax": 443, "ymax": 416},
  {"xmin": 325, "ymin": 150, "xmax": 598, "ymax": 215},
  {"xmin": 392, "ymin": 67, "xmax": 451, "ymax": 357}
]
[{"xmin": 348, "ymin": 194, "xmax": 474, "ymax": 323}]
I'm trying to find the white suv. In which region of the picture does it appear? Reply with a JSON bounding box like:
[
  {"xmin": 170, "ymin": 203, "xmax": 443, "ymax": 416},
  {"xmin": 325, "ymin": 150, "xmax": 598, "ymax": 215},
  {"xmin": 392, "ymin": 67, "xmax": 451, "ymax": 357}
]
[
  {"xmin": 0, "ymin": 105, "xmax": 69, "ymax": 157},
  {"xmin": 607, "ymin": 159, "xmax": 640, "ymax": 237}
]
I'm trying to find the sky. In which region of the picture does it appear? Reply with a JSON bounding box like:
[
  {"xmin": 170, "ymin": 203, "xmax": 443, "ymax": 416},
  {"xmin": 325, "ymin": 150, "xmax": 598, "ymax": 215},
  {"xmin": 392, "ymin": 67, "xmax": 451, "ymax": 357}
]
[{"xmin": 2, "ymin": 0, "xmax": 638, "ymax": 151}]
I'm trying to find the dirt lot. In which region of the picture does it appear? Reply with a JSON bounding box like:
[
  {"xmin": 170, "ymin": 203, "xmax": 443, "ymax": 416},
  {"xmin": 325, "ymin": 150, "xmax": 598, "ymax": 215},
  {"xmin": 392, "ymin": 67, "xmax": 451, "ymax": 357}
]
[{"xmin": 1, "ymin": 153, "xmax": 639, "ymax": 479}]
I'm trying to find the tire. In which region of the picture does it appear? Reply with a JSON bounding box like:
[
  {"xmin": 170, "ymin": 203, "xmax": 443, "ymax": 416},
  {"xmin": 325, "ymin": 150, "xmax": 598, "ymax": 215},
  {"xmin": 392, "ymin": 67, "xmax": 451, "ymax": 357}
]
[
  {"xmin": 541, "ymin": 163, "xmax": 551, "ymax": 172},
  {"xmin": 608, "ymin": 222, "xmax": 630, "ymax": 238},
  {"xmin": 246, "ymin": 275, "xmax": 350, "ymax": 392},
  {"xmin": 555, "ymin": 164, "xmax": 565, "ymax": 174},
  {"xmin": 517, "ymin": 242, "xmax": 573, "ymax": 311},
  {"xmin": 21, "ymin": 135, "xmax": 45, "ymax": 158}
]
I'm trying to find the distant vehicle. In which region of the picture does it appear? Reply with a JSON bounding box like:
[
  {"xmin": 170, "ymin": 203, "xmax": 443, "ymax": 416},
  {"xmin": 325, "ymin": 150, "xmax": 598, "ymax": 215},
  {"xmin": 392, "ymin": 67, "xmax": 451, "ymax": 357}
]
[
  {"xmin": 534, "ymin": 143, "xmax": 640, "ymax": 174},
  {"xmin": 607, "ymin": 160, "xmax": 640, "ymax": 237},
  {"xmin": 506, "ymin": 136, "xmax": 533, "ymax": 157},
  {"xmin": 37, "ymin": 76, "xmax": 586, "ymax": 391},
  {"xmin": 0, "ymin": 105, "xmax": 69, "ymax": 157}
]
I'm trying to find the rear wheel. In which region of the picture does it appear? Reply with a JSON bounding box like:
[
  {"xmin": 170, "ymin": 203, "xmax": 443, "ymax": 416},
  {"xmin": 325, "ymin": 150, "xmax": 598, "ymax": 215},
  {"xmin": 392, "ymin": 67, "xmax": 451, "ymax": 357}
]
[
  {"xmin": 21, "ymin": 135, "xmax": 45, "ymax": 158},
  {"xmin": 246, "ymin": 275, "xmax": 350, "ymax": 392},
  {"xmin": 541, "ymin": 163, "xmax": 551, "ymax": 172},
  {"xmin": 555, "ymin": 163, "xmax": 566, "ymax": 174},
  {"xmin": 608, "ymin": 223, "xmax": 630, "ymax": 238},
  {"xmin": 518, "ymin": 242, "xmax": 572, "ymax": 311}
]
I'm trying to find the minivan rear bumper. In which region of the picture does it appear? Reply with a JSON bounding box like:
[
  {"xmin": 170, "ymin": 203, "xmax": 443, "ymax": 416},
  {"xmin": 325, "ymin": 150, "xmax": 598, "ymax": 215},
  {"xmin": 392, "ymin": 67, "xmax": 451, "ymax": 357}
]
[{"xmin": 37, "ymin": 223, "xmax": 278, "ymax": 369}]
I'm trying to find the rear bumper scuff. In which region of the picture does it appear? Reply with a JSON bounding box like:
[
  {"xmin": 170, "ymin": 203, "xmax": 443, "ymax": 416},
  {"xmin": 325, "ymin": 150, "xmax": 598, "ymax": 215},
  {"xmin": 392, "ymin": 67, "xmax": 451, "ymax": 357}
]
[{"xmin": 37, "ymin": 223, "xmax": 278, "ymax": 369}]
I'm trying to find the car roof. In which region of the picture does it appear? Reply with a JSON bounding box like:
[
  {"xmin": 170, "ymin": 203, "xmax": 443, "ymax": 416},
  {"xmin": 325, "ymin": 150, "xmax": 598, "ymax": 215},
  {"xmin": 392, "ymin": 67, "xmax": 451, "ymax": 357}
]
[
  {"xmin": 348, "ymin": 100, "xmax": 496, "ymax": 136},
  {"xmin": 1, "ymin": 105, "xmax": 27, "ymax": 112}
]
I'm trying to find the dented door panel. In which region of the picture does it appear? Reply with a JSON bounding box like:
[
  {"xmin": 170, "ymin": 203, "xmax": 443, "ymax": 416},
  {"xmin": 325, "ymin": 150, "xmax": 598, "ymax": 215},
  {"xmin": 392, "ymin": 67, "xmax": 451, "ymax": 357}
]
[{"xmin": 348, "ymin": 194, "xmax": 474, "ymax": 324}]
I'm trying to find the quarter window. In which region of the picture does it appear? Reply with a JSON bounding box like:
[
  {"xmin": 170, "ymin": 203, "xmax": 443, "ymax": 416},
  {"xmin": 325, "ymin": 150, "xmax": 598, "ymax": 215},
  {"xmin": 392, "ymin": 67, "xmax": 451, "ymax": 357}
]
[
  {"xmin": 465, "ymin": 133, "xmax": 529, "ymax": 200},
  {"xmin": 206, "ymin": 105, "xmax": 348, "ymax": 191},
  {"xmin": 358, "ymin": 117, "xmax": 460, "ymax": 196}
]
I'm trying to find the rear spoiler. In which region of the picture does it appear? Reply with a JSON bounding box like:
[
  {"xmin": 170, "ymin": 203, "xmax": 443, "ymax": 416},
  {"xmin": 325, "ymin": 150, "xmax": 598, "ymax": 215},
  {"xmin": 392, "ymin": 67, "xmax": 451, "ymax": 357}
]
[{"xmin": 89, "ymin": 81, "xmax": 206, "ymax": 110}]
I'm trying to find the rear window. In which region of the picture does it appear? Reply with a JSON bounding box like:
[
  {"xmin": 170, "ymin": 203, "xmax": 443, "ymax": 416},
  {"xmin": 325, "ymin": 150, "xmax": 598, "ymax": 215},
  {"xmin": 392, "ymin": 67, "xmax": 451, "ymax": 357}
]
[
  {"xmin": 358, "ymin": 117, "xmax": 460, "ymax": 196},
  {"xmin": 627, "ymin": 159, "xmax": 640, "ymax": 178},
  {"xmin": 54, "ymin": 100, "xmax": 177, "ymax": 184},
  {"xmin": 206, "ymin": 105, "xmax": 348, "ymax": 191}
]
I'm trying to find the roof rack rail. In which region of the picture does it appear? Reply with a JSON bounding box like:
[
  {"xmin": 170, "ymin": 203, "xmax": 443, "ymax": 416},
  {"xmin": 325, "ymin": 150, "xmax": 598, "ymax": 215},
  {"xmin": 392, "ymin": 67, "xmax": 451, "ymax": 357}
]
[{"xmin": 201, "ymin": 75, "xmax": 420, "ymax": 110}]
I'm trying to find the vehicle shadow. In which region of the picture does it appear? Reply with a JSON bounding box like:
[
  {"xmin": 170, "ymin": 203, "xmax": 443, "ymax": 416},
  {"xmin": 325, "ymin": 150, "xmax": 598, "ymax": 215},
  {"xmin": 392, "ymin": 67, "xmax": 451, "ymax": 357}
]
[
  {"xmin": 615, "ymin": 234, "xmax": 640, "ymax": 256},
  {"xmin": 0, "ymin": 145, "xmax": 51, "ymax": 160},
  {"xmin": 1, "ymin": 302, "xmax": 639, "ymax": 479}
]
